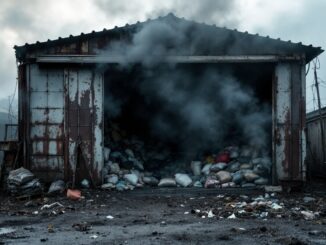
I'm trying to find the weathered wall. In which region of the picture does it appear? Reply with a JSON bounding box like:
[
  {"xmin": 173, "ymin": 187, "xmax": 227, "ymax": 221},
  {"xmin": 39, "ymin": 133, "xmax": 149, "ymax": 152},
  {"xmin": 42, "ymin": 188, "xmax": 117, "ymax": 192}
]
[
  {"xmin": 306, "ymin": 108, "xmax": 326, "ymax": 177},
  {"xmin": 23, "ymin": 64, "xmax": 103, "ymax": 183},
  {"xmin": 274, "ymin": 61, "xmax": 306, "ymax": 183}
]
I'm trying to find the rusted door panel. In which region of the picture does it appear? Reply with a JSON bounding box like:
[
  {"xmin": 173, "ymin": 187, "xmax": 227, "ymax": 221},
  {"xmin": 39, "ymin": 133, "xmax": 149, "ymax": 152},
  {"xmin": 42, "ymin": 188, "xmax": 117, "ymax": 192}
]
[
  {"xmin": 275, "ymin": 63, "xmax": 291, "ymax": 181},
  {"xmin": 92, "ymin": 72, "xmax": 103, "ymax": 183},
  {"xmin": 65, "ymin": 69, "xmax": 103, "ymax": 184},
  {"xmin": 274, "ymin": 62, "xmax": 305, "ymax": 183},
  {"xmin": 28, "ymin": 64, "xmax": 65, "ymax": 180},
  {"xmin": 290, "ymin": 63, "xmax": 302, "ymax": 179}
]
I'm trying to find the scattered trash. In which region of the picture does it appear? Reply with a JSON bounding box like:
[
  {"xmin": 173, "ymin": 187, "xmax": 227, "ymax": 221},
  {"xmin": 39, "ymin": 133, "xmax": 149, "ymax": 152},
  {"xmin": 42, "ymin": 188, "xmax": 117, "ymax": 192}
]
[
  {"xmin": 41, "ymin": 202, "xmax": 64, "ymax": 210},
  {"xmin": 207, "ymin": 210, "xmax": 215, "ymax": 218},
  {"xmin": 106, "ymin": 215, "xmax": 114, "ymax": 219},
  {"xmin": 301, "ymin": 210, "xmax": 317, "ymax": 220},
  {"xmin": 90, "ymin": 235, "xmax": 98, "ymax": 239},
  {"xmin": 48, "ymin": 180, "xmax": 65, "ymax": 194},
  {"xmin": 67, "ymin": 189, "xmax": 81, "ymax": 200},
  {"xmin": 271, "ymin": 203, "xmax": 283, "ymax": 210},
  {"xmin": 7, "ymin": 168, "xmax": 43, "ymax": 197},
  {"xmin": 228, "ymin": 213, "xmax": 237, "ymax": 219},
  {"xmin": 7, "ymin": 167, "xmax": 34, "ymax": 185}
]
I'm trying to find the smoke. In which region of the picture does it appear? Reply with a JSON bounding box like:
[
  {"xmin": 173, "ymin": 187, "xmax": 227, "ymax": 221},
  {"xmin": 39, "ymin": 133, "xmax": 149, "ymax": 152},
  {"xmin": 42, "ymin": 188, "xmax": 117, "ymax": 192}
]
[
  {"xmin": 95, "ymin": 0, "xmax": 239, "ymax": 27},
  {"xmin": 100, "ymin": 15, "xmax": 271, "ymax": 154}
]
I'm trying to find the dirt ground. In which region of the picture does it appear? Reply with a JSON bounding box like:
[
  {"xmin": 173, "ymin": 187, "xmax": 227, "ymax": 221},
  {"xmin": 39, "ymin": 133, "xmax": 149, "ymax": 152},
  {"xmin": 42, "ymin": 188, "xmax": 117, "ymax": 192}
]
[{"xmin": 1, "ymin": 187, "xmax": 326, "ymax": 245}]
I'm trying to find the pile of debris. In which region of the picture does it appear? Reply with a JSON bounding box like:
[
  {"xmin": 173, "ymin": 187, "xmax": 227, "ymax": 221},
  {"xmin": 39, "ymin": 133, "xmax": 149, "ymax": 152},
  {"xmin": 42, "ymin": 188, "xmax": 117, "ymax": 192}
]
[
  {"xmin": 7, "ymin": 167, "xmax": 43, "ymax": 197},
  {"xmin": 101, "ymin": 129, "xmax": 272, "ymax": 190},
  {"xmin": 187, "ymin": 193, "xmax": 324, "ymax": 222}
]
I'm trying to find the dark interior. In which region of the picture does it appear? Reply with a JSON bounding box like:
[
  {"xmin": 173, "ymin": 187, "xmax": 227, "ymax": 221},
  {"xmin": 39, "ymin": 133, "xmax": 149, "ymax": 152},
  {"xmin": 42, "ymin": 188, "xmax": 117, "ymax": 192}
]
[{"xmin": 103, "ymin": 63, "xmax": 274, "ymax": 174}]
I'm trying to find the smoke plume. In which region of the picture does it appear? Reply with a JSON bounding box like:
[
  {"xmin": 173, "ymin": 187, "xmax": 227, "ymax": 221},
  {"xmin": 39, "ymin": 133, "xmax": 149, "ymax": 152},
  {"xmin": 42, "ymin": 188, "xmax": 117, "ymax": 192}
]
[{"xmin": 101, "ymin": 15, "xmax": 271, "ymax": 155}]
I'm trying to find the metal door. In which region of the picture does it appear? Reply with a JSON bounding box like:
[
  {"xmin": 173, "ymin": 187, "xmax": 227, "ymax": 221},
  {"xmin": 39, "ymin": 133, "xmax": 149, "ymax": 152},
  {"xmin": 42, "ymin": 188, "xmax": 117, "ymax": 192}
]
[{"xmin": 65, "ymin": 69, "xmax": 103, "ymax": 185}]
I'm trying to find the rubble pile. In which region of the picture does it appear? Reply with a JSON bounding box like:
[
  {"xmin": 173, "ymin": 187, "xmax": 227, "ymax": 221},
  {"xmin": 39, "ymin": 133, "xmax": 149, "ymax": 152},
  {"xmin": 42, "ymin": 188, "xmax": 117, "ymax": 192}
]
[
  {"xmin": 102, "ymin": 123, "xmax": 272, "ymax": 190},
  {"xmin": 7, "ymin": 167, "xmax": 43, "ymax": 196}
]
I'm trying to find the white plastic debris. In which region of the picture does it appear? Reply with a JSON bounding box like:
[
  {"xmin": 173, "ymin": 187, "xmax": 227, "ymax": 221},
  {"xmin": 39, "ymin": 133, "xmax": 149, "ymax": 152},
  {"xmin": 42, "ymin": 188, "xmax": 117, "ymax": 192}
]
[
  {"xmin": 260, "ymin": 212, "xmax": 268, "ymax": 218},
  {"xmin": 184, "ymin": 211, "xmax": 189, "ymax": 215},
  {"xmin": 40, "ymin": 202, "xmax": 64, "ymax": 210},
  {"xmin": 48, "ymin": 180, "xmax": 65, "ymax": 194},
  {"xmin": 106, "ymin": 215, "xmax": 114, "ymax": 219},
  {"xmin": 90, "ymin": 235, "xmax": 98, "ymax": 239},
  {"xmin": 301, "ymin": 211, "xmax": 316, "ymax": 220},
  {"xmin": 271, "ymin": 203, "xmax": 282, "ymax": 210},
  {"xmin": 175, "ymin": 173, "xmax": 192, "ymax": 187},
  {"xmin": 228, "ymin": 213, "xmax": 237, "ymax": 219},
  {"xmin": 207, "ymin": 210, "xmax": 215, "ymax": 218}
]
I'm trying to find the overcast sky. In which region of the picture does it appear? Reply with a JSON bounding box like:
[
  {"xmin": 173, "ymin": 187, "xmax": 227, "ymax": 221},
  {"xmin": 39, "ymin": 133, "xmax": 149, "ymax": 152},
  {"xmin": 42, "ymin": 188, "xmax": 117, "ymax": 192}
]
[{"xmin": 0, "ymin": 0, "xmax": 325, "ymax": 112}]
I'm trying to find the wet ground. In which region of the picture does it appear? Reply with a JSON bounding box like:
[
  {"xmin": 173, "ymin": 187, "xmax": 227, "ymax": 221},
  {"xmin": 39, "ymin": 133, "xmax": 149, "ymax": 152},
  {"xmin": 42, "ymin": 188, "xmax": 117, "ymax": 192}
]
[{"xmin": 1, "ymin": 187, "xmax": 326, "ymax": 245}]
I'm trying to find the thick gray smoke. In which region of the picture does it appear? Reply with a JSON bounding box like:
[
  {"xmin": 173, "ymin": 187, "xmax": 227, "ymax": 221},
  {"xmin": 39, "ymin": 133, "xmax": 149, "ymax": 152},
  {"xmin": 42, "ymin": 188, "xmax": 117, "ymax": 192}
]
[
  {"xmin": 102, "ymin": 16, "xmax": 271, "ymax": 154},
  {"xmin": 95, "ymin": 0, "xmax": 238, "ymax": 27}
]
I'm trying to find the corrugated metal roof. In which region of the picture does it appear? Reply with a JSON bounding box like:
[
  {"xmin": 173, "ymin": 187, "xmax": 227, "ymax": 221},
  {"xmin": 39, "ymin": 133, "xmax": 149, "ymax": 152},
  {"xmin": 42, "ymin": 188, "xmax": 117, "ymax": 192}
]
[{"xmin": 14, "ymin": 13, "xmax": 323, "ymax": 63}]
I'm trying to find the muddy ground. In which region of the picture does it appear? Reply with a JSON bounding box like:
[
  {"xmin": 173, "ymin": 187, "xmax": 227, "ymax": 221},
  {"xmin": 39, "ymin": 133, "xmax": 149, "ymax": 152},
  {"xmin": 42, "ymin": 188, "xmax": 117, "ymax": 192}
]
[{"xmin": 1, "ymin": 187, "xmax": 326, "ymax": 245}]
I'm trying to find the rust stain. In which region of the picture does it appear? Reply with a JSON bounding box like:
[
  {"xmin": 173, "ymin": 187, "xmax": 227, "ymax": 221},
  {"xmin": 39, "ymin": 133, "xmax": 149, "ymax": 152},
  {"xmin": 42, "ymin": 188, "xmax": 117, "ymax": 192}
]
[{"xmin": 282, "ymin": 109, "xmax": 291, "ymax": 175}]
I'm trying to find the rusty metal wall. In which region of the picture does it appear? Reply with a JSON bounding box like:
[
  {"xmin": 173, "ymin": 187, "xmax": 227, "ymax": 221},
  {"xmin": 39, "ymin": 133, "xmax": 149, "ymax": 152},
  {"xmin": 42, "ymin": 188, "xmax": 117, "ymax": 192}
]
[
  {"xmin": 306, "ymin": 109, "xmax": 326, "ymax": 177},
  {"xmin": 27, "ymin": 64, "xmax": 65, "ymax": 180},
  {"xmin": 24, "ymin": 64, "xmax": 103, "ymax": 183},
  {"xmin": 274, "ymin": 61, "xmax": 306, "ymax": 183}
]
